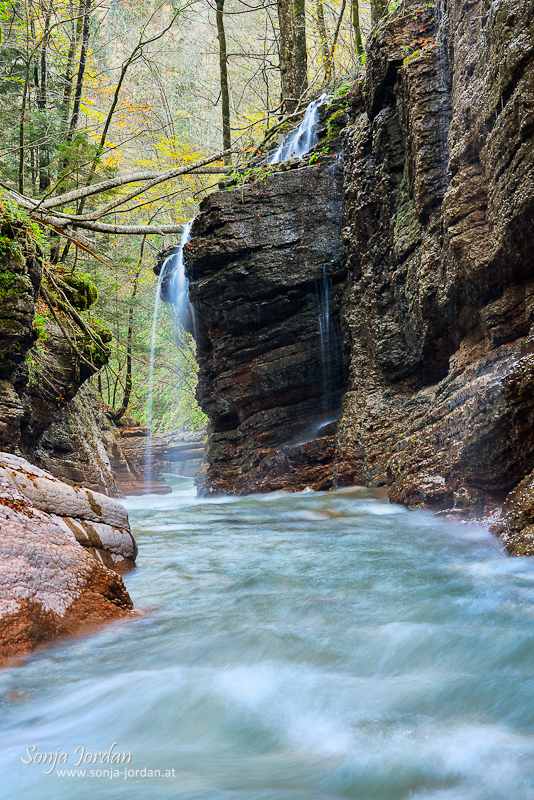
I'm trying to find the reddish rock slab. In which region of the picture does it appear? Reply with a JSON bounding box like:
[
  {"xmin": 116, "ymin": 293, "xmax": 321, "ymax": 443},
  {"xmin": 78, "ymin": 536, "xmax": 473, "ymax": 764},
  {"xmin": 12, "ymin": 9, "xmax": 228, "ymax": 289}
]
[{"xmin": 0, "ymin": 454, "xmax": 136, "ymax": 665}]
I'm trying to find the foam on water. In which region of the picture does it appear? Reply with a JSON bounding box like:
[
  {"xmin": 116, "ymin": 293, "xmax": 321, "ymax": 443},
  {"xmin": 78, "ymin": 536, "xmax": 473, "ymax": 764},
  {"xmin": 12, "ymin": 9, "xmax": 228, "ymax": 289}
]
[{"xmin": 1, "ymin": 482, "xmax": 534, "ymax": 799}]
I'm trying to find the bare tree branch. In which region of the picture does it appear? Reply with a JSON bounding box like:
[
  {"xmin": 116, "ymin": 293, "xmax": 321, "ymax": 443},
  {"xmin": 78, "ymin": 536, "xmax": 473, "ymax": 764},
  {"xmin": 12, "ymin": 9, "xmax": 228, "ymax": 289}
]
[{"xmin": 35, "ymin": 147, "xmax": 236, "ymax": 210}]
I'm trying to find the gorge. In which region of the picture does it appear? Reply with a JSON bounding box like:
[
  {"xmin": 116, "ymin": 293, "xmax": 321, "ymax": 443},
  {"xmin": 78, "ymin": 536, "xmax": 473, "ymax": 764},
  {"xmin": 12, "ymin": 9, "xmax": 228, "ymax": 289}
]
[
  {"xmin": 157, "ymin": 0, "xmax": 534, "ymax": 556},
  {"xmin": 0, "ymin": 0, "xmax": 534, "ymax": 781}
]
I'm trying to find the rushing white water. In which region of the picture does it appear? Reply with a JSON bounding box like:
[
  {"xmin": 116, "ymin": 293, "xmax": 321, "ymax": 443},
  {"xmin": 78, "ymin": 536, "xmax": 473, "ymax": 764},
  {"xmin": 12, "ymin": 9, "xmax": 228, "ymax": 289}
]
[
  {"xmin": 2, "ymin": 483, "xmax": 534, "ymax": 798},
  {"xmin": 269, "ymin": 94, "xmax": 330, "ymax": 164}
]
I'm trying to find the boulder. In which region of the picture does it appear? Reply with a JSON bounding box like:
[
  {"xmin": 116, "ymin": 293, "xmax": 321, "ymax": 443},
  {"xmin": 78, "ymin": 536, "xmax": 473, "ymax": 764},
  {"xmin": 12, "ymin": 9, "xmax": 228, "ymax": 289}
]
[
  {"xmin": 0, "ymin": 453, "xmax": 135, "ymax": 665},
  {"xmin": 500, "ymin": 469, "xmax": 534, "ymax": 556},
  {"xmin": 0, "ymin": 453, "xmax": 136, "ymax": 572}
]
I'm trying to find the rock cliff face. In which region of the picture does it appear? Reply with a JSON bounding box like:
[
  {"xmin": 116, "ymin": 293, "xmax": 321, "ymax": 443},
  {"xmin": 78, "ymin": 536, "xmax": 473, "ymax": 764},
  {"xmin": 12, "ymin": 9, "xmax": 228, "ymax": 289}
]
[
  {"xmin": 0, "ymin": 223, "xmax": 150, "ymax": 497},
  {"xmin": 0, "ymin": 223, "xmax": 123, "ymax": 495},
  {"xmin": 19, "ymin": 371, "xmax": 123, "ymax": 496},
  {"xmin": 339, "ymin": 0, "xmax": 534, "ymax": 531},
  {"xmin": 0, "ymin": 453, "xmax": 135, "ymax": 666},
  {"xmin": 183, "ymin": 97, "xmax": 361, "ymax": 495},
  {"xmin": 184, "ymin": 0, "xmax": 534, "ymax": 550},
  {"xmin": 186, "ymin": 148, "xmax": 357, "ymax": 493}
]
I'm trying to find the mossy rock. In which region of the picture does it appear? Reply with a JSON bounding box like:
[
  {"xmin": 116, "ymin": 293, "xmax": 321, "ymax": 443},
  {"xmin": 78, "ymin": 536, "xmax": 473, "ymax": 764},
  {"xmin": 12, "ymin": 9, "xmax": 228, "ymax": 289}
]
[
  {"xmin": 96, "ymin": 325, "xmax": 113, "ymax": 345},
  {"xmin": 115, "ymin": 413, "xmax": 142, "ymax": 428},
  {"xmin": 327, "ymin": 108, "xmax": 349, "ymax": 132},
  {"xmin": 0, "ymin": 269, "xmax": 19, "ymax": 300},
  {"xmin": 61, "ymin": 273, "xmax": 98, "ymax": 310},
  {"xmin": 322, "ymin": 108, "xmax": 349, "ymax": 148},
  {"xmin": 0, "ymin": 271, "xmax": 33, "ymax": 307},
  {"xmin": 0, "ymin": 318, "xmax": 26, "ymax": 334}
]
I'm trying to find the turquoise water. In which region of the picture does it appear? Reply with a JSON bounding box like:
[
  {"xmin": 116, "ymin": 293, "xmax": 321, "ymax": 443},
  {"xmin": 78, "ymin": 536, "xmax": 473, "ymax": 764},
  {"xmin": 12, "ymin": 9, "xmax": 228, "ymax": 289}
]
[{"xmin": 1, "ymin": 479, "xmax": 534, "ymax": 799}]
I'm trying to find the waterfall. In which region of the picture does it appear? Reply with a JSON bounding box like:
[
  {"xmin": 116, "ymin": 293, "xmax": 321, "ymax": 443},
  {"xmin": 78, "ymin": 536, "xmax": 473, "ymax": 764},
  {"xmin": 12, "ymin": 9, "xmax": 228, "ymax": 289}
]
[
  {"xmin": 168, "ymin": 219, "xmax": 195, "ymax": 335},
  {"xmin": 145, "ymin": 220, "xmax": 194, "ymax": 492},
  {"xmin": 290, "ymin": 268, "xmax": 340, "ymax": 447},
  {"xmin": 316, "ymin": 265, "xmax": 340, "ymax": 421},
  {"xmin": 145, "ymin": 254, "xmax": 172, "ymax": 491},
  {"xmin": 269, "ymin": 93, "xmax": 330, "ymax": 164}
]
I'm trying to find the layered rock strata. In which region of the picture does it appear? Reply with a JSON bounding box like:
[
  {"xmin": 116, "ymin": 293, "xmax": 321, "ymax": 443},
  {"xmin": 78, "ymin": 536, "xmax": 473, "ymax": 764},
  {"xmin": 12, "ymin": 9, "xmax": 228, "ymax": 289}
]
[
  {"xmin": 110, "ymin": 428, "xmax": 205, "ymax": 495},
  {"xmin": 20, "ymin": 383, "xmax": 124, "ymax": 496},
  {"xmin": 0, "ymin": 453, "xmax": 135, "ymax": 665},
  {"xmin": 0, "ymin": 219, "xmax": 129, "ymax": 496},
  {"xmin": 0, "ymin": 227, "xmax": 163, "ymax": 498},
  {"xmin": 0, "ymin": 453, "xmax": 137, "ymax": 572},
  {"xmin": 182, "ymin": 0, "xmax": 534, "ymax": 553},
  {"xmin": 185, "ymin": 148, "xmax": 358, "ymax": 493},
  {"xmin": 338, "ymin": 0, "xmax": 534, "ymax": 543}
]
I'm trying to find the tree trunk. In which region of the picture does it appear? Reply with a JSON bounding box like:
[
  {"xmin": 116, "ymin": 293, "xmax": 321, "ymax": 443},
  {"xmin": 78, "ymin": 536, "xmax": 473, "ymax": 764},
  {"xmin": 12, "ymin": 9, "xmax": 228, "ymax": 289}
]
[
  {"xmin": 61, "ymin": 0, "xmax": 83, "ymax": 124},
  {"xmin": 37, "ymin": 8, "xmax": 51, "ymax": 192},
  {"xmin": 315, "ymin": 0, "xmax": 329, "ymax": 72},
  {"xmin": 276, "ymin": 0, "xmax": 298, "ymax": 114},
  {"xmin": 351, "ymin": 0, "xmax": 363, "ymax": 59},
  {"xmin": 293, "ymin": 0, "xmax": 308, "ymax": 98},
  {"xmin": 325, "ymin": 0, "xmax": 346, "ymax": 82},
  {"xmin": 68, "ymin": 0, "xmax": 92, "ymax": 137},
  {"xmin": 18, "ymin": 65, "xmax": 30, "ymax": 194},
  {"xmin": 215, "ymin": 0, "xmax": 231, "ymax": 162},
  {"xmin": 110, "ymin": 237, "xmax": 146, "ymax": 421},
  {"xmin": 371, "ymin": 0, "xmax": 389, "ymax": 27},
  {"xmin": 30, "ymin": 144, "xmax": 37, "ymax": 195}
]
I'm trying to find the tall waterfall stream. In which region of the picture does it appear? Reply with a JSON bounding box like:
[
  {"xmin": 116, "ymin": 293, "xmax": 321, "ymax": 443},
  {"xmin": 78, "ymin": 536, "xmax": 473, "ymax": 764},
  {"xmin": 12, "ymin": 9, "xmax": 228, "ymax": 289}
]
[
  {"xmin": 2, "ymin": 480, "xmax": 534, "ymax": 798},
  {"xmin": 146, "ymin": 219, "xmax": 194, "ymax": 487}
]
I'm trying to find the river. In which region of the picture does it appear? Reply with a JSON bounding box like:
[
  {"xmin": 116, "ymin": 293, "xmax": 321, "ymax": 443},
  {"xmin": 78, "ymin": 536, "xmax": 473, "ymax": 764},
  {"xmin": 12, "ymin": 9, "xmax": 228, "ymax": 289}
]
[{"xmin": 1, "ymin": 478, "xmax": 534, "ymax": 798}]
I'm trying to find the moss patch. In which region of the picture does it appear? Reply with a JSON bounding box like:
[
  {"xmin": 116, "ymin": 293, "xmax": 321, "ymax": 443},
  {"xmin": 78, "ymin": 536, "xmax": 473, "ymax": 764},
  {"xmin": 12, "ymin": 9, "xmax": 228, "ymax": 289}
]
[{"xmin": 60, "ymin": 273, "xmax": 98, "ymax": 310}]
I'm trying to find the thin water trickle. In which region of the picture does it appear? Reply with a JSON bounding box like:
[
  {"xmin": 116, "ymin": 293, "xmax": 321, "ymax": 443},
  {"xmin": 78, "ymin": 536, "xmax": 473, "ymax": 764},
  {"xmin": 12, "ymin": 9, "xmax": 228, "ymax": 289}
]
[
  {"xmin": 316, "ymin": 265, "xmax": 338, "ymax": 414},
  {"xmin": 145, "ymin": 256, "xmax": 172, "ymax": 488},
  {"xmin": 2, "ymin": 482, "xmax": 534, "ymax": 799},
  {"xmin": 270, "ymin": 94, "xmax": 330, "ymax": 164},
  {"xmin": 145, "ymin": 221, "xmax": 195, "ymax": 488}
]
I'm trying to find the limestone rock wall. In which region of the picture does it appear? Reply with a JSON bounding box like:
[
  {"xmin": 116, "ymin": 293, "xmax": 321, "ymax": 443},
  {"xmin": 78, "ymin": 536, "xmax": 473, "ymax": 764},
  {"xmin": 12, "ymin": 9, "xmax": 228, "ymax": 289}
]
[
  {"xmin": 184, "ymin": 0, "xmax": 534, "ymax": 553},
  {"xmin": 338, "ymin": 0, "xmax": 534, "ymax": 542},
  {"xmin": 110, "ymin": 428, "xmax": 205, "ymax": 495},
  {"xmin": 20, "ymin": 383, "xmax": 123, "ymax": 496},
  {"xmin": 186, "ymin": 144, "xmax": 357, "ymax": 493},
  {"xmin": 0, "ymin": 225, "xmax": 41, "ymax": 383},
  {"xmin": 0, "ymin": 227, "xmax": 133, "ymax": 497}
]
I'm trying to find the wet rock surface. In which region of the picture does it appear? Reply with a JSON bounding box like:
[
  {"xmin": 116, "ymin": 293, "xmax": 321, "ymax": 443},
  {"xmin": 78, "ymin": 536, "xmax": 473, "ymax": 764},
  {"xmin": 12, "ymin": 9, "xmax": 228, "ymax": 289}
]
[
  {"xmin": 111, "ymin": 428, "xmax": 205, "ymax": 495},
  {"xmin": 0, "ymin": 254, "xmax": 121, "ymax": 496},
  {"xmin": 0, "ymin": 452, "xmax": 137, "ymax": 572},
  {"xmin": 21, "ymin": 384, "xmax": 123, "ymax": 496},
  {"xmin": 186, "ymin": 156, "xmax": 355, "ymax": 493},
  {"xmin": 339, "ymin": 0, "xmax": 534, "ymax": 550},
  {"xmin": 0, "ymin": 453, "xmax": 134, "ymax": 666},
  {"xmin": 500, "ymin": 467, "xmax": 534, "ymax": 556},
  {"xmin": 0, "ymin": 230, "xmax": 149, "ymax": 497},
  {"xmin": 184, "ymin": 0, "xmax": 534, "ymax": 553}
]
